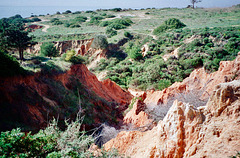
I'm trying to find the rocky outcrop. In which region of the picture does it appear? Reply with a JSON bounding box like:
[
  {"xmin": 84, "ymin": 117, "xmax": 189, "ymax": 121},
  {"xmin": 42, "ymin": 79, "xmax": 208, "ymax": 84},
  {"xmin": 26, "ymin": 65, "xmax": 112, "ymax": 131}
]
[
  {"xmin": 144, "ymin": 52, "xmax": 240, "ymax": 107},
  {"xmin": 0, "ymin": 64, "xmax": 132, "ymax": 132},
  {"xmin": 123, "ymin": 98, "xmax": 154, "ymax": 129},
  {"xmin": 26, "ymin": 39, "xmax": 94, "ymax": 55},
  {"xmin": 123, "ymin": 53, "xmax": 240, "ymax": 129},
  {"xmin": 104, "ymin": 80, "xmax": 240, "ymax": 157}
]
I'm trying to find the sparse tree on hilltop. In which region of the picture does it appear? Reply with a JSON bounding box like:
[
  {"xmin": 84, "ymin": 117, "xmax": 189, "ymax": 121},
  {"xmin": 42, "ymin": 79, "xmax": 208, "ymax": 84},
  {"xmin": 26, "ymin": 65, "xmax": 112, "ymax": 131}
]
[{"xmin": 190, "ymin": 0, "xmax": 202, "ymax": 9}]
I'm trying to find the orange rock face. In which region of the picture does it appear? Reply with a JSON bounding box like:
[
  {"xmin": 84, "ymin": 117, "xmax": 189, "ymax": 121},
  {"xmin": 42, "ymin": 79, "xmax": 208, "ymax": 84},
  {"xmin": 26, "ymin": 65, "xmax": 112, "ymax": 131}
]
[
  {"xmin": 104, "ymin": 54, "xmax": 240, "ymax": 157},
  {"xmin": 105, "ymin": 80, "xmax": 240, "ymax": 158},
  {"xmin": 58, "ymin": 64, "xmax": 132, "ymax": 107},
  {"xmin": 123, "ymin": 99, "xmax": 153, "ymax": 129},
  {"xmin": 144, "ymin": 52, "xmax": 240, "ymax": 106},
  {"xmin": 0, "ymin": 64, "xmax": 132, "ymax": 131}
]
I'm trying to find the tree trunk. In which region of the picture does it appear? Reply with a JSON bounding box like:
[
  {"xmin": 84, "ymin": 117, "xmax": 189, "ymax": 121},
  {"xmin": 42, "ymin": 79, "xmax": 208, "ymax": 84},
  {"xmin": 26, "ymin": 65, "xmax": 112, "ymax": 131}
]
[
  {"xmin": 193, "ymin": 2, "xmax": 195, "ymax": 9},
  {"xmin": 19, "ymin": 48, "xmax": 24, "ymax": 61}
]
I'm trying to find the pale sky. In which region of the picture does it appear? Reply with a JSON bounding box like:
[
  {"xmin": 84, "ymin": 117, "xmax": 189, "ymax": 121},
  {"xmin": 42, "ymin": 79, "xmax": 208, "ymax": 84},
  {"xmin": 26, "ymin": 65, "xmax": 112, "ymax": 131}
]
[{"xmin": 0, "ymin": 0, "xmax": 240, "ymax": 8}]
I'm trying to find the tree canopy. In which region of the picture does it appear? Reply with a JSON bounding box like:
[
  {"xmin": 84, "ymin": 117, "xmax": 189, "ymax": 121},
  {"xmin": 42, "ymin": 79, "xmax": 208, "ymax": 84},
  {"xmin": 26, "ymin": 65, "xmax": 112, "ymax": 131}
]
[{"xmin": 0, "ymin": 16, "xmax": 34, "ymax": 60}]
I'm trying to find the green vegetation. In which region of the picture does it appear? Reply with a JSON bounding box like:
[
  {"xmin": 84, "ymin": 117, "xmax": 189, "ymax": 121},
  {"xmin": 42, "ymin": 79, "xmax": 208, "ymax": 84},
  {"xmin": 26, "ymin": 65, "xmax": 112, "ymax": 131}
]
[
  {"xmin": 0, "ymin": 51, "xmax": 27, "ymax": 77},
  {"xmin": 62, "ymin": 10, "xmax": 72, "ymax": 14},
  {"xmin": 91, "ymin": 35, "xmax": 108, "ymax": 49},
  {"xmin": 0, "ymin": 6, "xmax": 239, "ymax": 157},
  {"xmin": 99, "ymin": 18, "xmax": 133, "ymax": 37},
  {"xmin": 0, "ymin": 117, "xmax": 120, "ymax": 157},
  {"xmin": 153, "ymin": 18, "xmax": 186, "ymax": 35},
  {"xmin": 0, "ymin": 17, "xmax": 34, "ymax": 60},
  {"xmin": 64, "ymin": 16, "xmax": 87, "ymax": 28},
  {"xmin": 28, "ymin": 6, "xmax": 240, "ymax": 43},
  {"xmin": 92, "ymin": 25, "xmax": 240, "ymax": 90},
  {"xmin": 64, "ymin": 50, "xmax": 86, "ymax": 65},
  {"xmin": 40, "ymin": 42, "xmax": 59, "ymax": 58},
  {"xmin": 50, "ymin": 18, "xmax": 63, "ymax": 25}
]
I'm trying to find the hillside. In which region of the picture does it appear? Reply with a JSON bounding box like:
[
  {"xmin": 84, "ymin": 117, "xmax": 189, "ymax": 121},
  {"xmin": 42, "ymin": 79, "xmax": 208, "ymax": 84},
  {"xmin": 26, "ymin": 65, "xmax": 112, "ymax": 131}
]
[
  {"xmin": 0, "ymin": 5, "xmax": 240, "ymax": 158},
  {"xmin": 23, "ymin": 6, "xmax": 240, "ymax": 91}
]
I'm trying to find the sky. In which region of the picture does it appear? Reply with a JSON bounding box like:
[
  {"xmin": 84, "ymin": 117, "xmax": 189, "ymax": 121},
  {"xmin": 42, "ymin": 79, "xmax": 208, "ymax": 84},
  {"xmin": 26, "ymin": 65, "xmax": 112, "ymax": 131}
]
[{"xmin": 0, "ymin": 0, "xmax": 240, "ymax": 8}]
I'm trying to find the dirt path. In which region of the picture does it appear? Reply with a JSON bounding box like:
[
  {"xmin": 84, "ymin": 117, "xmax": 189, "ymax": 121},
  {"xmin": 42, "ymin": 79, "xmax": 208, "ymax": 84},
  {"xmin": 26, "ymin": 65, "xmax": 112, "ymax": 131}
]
[
  {"xmin": 41, "ymin": 24, "xmax": 50, "ymax": 32},
  {"xmin": 32, "ymin": 17, "xmax": 50, "ymax": 32}
]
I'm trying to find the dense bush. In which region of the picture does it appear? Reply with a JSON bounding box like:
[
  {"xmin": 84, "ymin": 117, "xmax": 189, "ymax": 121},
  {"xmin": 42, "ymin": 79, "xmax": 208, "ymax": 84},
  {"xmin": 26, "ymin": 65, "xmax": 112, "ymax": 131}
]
[
  {"xmin": 64, "ymin": 16, "xmax": 87, "ymax": 28},
  {"xmin": 153, "ymin": 18, "xmax": 186, "ymax": 35},
  {"xmin": 88, "ymin": 16, "xmax": 104, "ymax": 25},
  {"xmin": 65, "ymin": 49, "xmax": 76, "ymax": 61},
  {"xmin": 128, "ymin": 46, "xmax": 143, "ymax": 61},
  {"xmin": 100, "ymin": 18, "xmax": 133, "ymax": 28},
  {"xmin": 106, "ymin": 14, "xmax": 116, "ymax": 18},
  {"xmin": 31, "ymin": 17, "xmax": 41, "ymax": 22},
  {"xmin": 40, "ymin": 43, "xmax": 59, "ymax": 58},
  {"xmin": 91, "ymin": 35, "xmax": 108, "ymax": 49},
  {"xmin": 50, "ymin": 18, "xmax": 63, "ymax": 25},
  {"xmin": 62, "ymin": 10, "xmax": 72, "ymax": 14},
  {"xmin": 73, "ymin": 11, "xmax": 82, "ymax": 14},
  {"xmin": 158, "ymin": 79, "xmax": 171, "ymax": 90},
  {"xmin": 69, "ymin": 56, "xmax": 86, "ymax": 65},
  {"xmin": 1, "ymin": 14, "xmax": 40, "ymax": 24},
  {"xmin": 0, "ymin": 117, "xmax": 120, "ymax": 157},
  {"xmin": 106, "ymin": 27, "xmax": 118, "ymax": 37},
  {"xmin": 97, "ymin": 26, "xmax": 239, "ymax": 90},
  {"xmin": 110, "ymin": 8, "xmax": 122, "ymax": 12},
  {"xmin": 124, "ymin": 31, "xmax": 133, "ymax": 38}
]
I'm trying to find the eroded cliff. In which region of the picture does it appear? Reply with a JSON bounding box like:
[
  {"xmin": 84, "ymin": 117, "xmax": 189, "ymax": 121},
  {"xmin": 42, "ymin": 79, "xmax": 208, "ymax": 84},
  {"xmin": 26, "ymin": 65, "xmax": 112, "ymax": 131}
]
[
  {"xmin": 124, "ymin": 52, "xmax": 240, "ymax": 129},
  {"xmin": 105, "ymin": 80, "xmax": 240, "ymax": 158},
  {"xmin": 0, "ymin": 64, "xmax": 132, "ymax": 132},
  {"xmin": 104, "ymin": 53, "xmax": 240, "ymax": 158}
]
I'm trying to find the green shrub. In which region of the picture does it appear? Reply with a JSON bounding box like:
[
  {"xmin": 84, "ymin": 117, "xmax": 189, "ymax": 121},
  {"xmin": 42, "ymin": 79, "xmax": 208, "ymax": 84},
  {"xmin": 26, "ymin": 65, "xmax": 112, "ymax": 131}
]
[
  {"xmin": 65, "ymin": 50, "xmax": 76, "ymax": 61},
  {"xmin": 124, "ymin": 31, "xmax": 133, "ymax": 38},
  {"xmin": 40, "ymin": 43, "xmax": 59, "ymax": 58},
  {"xmin": 69, "ymin": 56, "xmax": 85, "ymax": 65},
  {"xmin": 32, "ymin": 17, "xmax": 41, "ymax": 22},
  {"xmin": 99, "ymin": 21, "xmax": 111, "ymax": 27},
  {"xmin": 73, "ymin": 16, "xmax": 87, "ymax": 23},
  {"xmin": 50, "ymin": 18, "xmax": 63, "ymax": 25},
  {"xmin": 109, "ymin": 23, "xmax": 126, "ymax": 30},
  {"xmin": 158, "ymin": 79, "xmax": 171, "ymax": 90},
  {"xmin": 110, "ymin": 8, "xmax": 122, "ymax": 12},
  {"xmin": 100, "ymin": 18, "xmax": 133, "ymax": 29},
  {"xmin": 106, "ymin": 27, "xmax": 118, "ymax": 37},
  {"xmin": 153, "ymin": 18, "xmax": 186, "ymax": 35},
  {"xmin": 91, "ymin": 35, "xmax": 108, "ymax": 49},
  {"xmin": 0, "ymin": 117, "xmax": 120, "ymax": 157},
  {"xmin": 88, "ymin": 16, "xmax": 104, "ymax": 25},
  {"xmin": 106, "ymin": 14, "xmax": 116, "ymax": 18},
  {"xmin": 85, "ymin": 10, "xmax": 94, "ymax": 13},
  {"xmin": 129, "ymin": 46, "xmax": 142, "ymax": 61},
  {"xmin": 62, "ymin": 10, "xmax": 72, "ymax": 14},
  {"xmin": 73, "ymin": 11, "xmax": 82, "ymax": 14}
]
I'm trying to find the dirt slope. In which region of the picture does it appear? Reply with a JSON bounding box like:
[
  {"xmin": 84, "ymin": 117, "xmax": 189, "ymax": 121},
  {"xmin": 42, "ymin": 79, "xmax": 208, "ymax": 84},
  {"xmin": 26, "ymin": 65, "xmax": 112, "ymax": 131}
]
[
  {"xmin": 105, "ymin": 80, "xmax": 240, "ymax": 158},
  {"xmin": 0, "ymin": 64, "xmax": 132, "ymax": 132}
]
